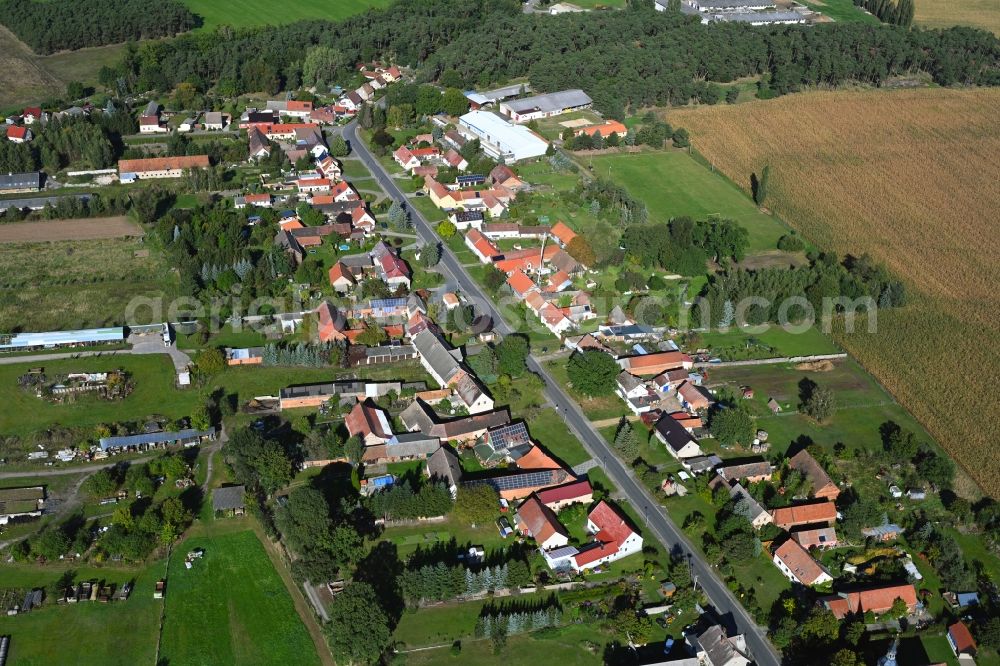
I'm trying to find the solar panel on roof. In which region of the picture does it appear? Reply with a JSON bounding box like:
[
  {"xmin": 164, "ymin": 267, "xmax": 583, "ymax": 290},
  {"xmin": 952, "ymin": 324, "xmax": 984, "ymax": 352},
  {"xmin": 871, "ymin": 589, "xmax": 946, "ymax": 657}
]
[{"xmin": 480, "ymin": 470, "xmax": 555, "ymax": 492}]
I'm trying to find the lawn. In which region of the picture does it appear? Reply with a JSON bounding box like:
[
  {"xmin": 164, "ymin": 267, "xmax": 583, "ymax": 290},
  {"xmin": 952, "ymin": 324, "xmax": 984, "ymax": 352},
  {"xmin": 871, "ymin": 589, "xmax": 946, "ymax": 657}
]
[
  {"xmin": 180, "ymin": 0, "xmax": 392, "ymax": 31},
  {"xmin": 381, "ymin": 515, "xmax": 512, "ymax": 560},
  {"xmin": 159, "ymin": 529, "xmax": 320, "ymax": 665},
  {"xmin": 0, "ymin": 559, "xmax": 166, "ymax": 665},
  {"xmin": 339, "ymin": 157, "xmax": 376, "ymax": 181},
  {"xmin": 693, "ymin": 325, "xmax": 841, "ymax": 360},
  {"xmin": 706, "ymin": 358, "xmax": 934, "ymax": 458},
  {"xmin": 588, "ymin": 150, "xmax": 789, "ymax": 254},
  {"xmin": 528, "ymin": 408, "xmax": 592, "ymax": 467}
]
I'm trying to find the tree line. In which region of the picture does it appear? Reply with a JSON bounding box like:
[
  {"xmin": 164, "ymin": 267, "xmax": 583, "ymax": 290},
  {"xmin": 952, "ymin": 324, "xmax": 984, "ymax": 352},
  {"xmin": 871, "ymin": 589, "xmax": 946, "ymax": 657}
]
[
  {"xmin": 98, "ymin": 0, "xmax": 998, "ymax": 114},
  {"xmin": 694, "ymin": 251, "xmax": 907, "ymax": 327},
  {"xmin": 622, "ymin": 216, "xmax": 751, "ymax": 276},
  {"xmin": 0, "ymin": 112, "xmax": 135, "ymax": 174},
  {"xmin": 0, "ymin": 0, "xmax": 197, "ymax": 54}
]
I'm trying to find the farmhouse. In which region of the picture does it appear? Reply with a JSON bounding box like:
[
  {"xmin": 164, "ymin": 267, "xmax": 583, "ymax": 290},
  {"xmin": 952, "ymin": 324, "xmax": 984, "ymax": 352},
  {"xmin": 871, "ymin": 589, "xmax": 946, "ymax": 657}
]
[
  {"xmin": 617, "ymin": 351, "xmax": 693, "ymax": 376},
  {"xmin": 820, "ymin": 584, "xmax": 918, "ymax": 619},
  {"xmin": 570, "ymin": 501, "xmax": 643, "ymax": 571},
  {"xmin": 118, "ymin": 155, "xmax": 210, "ymax": 181},
  {"xmin": 411, "ymin": 328, "xmax": 494, "ymax": 413},
  {"xmin": 212, "ymin": 485, "xmax": 246, "ymax": 517},
  {"xmin": 516, "ymin": 496, "xmax": 569, "ymax": 550},
  {"xmin": 788, "ymin": 449, "xmax": 840, "ymax": 500},
  {"xmin": 468, "ymin": 467, "xmax": 571, "ymax": 501},
  {"xmin": 772, "ymin": 539, "xmax": 833, "ymax": 587},
  {"xmin": 383, "ymin": 433, "xmax": 441, "ymax": 462},
  {"xmin": 400, "ymin": 398, "xmax": 510, "ymax": 442},
  {"xmin": 499, "ymin": 89, "xmax": 593, "ymax": 123},
  {"xmin": 458, "ymin": 110, "xmax": 549, "ymax": 162},
  {"xmin": 0, "ymin": 486, "xmax": 45, "ymax": 525},
  {"xmin": 616, "ymin": 371, "xmax": 659, "ymax": 414},
  {"xmin": 654, "ymin": 414, "xmax": 704, "ymax": 459},
  {"xmin": 770, "ymin": 500, "xmax": 837, "ymax": 530},
  {"xmin": 266, "ymin": 100, "xmax": 313, "ymax": 118},
  {"xmin": 345, "ymin": 399, "xmax": 394, "ymax": 447},
  {"xmin": 278, "ymin": 380, "xmax": 401, "ymax": 410},
  {"xmin": 677, "ymin": 381, "xmax": 713, "ymax": 412},
  {"xmin": 0, "ymin": 171, "xmax": 42, "ymax": 194}
]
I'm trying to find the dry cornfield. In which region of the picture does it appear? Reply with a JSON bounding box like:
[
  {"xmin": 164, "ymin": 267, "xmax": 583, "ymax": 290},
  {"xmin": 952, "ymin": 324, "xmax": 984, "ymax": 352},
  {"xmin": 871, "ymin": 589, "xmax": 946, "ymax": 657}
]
[{"xmin": 670, "ymin": 88, "xmax": 1000, "ymax": 496}]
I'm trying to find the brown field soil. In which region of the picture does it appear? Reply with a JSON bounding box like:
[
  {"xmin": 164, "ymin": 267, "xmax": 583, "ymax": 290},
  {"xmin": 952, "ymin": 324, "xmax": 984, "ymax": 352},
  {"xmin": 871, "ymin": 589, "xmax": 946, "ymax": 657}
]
[
  {"xmin": 0, "ymin": 217, "xmax": 142, "ymax": 243},
  {"xmin": 795, "ymin": 360, "xmax": 835, "ymax": 372},
  {"xmin": 670, "ymin": 88, "xmax": 1000, "ymax": 496},
  {"xmin": 914, "ymin": 0, "xmax": 1000, "ymax": 34}
]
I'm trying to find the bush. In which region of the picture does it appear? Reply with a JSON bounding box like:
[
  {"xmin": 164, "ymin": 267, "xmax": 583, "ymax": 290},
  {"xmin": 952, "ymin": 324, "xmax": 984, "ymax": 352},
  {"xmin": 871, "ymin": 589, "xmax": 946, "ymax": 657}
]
[{"xmin": 777, "ymin": 233, "xmax": 805, "ymax": 252}]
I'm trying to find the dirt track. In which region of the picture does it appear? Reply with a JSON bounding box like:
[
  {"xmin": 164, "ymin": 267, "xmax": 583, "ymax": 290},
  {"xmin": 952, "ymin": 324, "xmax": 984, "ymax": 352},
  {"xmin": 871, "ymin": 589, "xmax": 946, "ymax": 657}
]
[{"xmin": 0, "ymin": 216, "xmax": 143, "ymax": 242}]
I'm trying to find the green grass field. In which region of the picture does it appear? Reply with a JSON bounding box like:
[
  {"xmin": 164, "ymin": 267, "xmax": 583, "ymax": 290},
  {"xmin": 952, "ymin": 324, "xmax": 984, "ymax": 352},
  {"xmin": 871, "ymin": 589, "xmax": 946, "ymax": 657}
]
[
  {"xmin": 706, "ymin": 358, "xmax": 930, "ymax": 458},
  {"xmin": 180, "ymin": 0, "xmax": 392, "ymax": 31},
  {"xmin": 0, "ymin": 560, "xmax": 166, "ymax": 665},
  {"xmin": 0, "ymin": 238, "xmax": 179, "ymax": 331},
  {"xmin": 800, "ymin": 0, "xmax": 881, "ymax": 23},
  {"xmin": 159, "ymin": 529, "xmax": 320, "ymax": 665},
  {"xmin": 528, "ymin": 408, "xmax": 592, "ymax": 467},
  {"xmin": 588, "ymin": 150, "xmax": 789, "ymax": 254}
]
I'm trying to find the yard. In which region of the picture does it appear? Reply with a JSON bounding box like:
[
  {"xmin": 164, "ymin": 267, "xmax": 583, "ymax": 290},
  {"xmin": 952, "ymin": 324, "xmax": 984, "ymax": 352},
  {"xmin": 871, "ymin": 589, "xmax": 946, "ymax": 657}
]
[
  {"xmin": 0, "ymin": 559, "xmax": 166, "ymax": 665},
  {"xmin": 588, "ymin": 150, "xmax": 790, "ymax": 254},
  {"xmin": 705, "ymin": 358, "xmax": 937, "ymax": 459},
  {"xmin": 159, "ymin": 528, "xmax": 320, "ymax": 665},
  {"xmin": 691, "ymin": 325, "xmax": 840, "ymax": 360},
  {"xmin": 527, "ymin": 408, "xmax": 592, "ymax": 467}
]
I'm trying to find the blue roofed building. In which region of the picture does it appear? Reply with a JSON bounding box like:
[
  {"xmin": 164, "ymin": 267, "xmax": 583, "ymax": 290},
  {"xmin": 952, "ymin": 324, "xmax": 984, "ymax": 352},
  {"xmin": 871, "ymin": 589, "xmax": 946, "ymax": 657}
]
[
  {"xmin": 99, "ymin": 428, "xmax": 215, "ymax": 452},
  {"xmin": 0, "ymin": 327, "xmax": 125, "ymax": 351}
]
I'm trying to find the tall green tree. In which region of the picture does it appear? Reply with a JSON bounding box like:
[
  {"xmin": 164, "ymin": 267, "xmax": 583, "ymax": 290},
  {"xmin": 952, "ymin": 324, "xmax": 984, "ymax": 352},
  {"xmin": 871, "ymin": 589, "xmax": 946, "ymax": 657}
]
[{"xmin": 326, "ymin": 582, "xmax": 392, "ymax": 665}]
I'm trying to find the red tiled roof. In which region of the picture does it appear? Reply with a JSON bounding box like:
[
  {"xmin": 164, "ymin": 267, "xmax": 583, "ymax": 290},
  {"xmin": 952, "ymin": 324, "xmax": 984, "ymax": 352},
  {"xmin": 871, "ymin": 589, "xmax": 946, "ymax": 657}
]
[
  {"xmin": 517, "ymin": 496, "xmax": 565, "ymax": 544},
  {"xmin": 329, "ymin": 262, "xmax": 354, "ymax": 286},
  {"xmin": 466, "ymin": 229, "xmax": 500, "ymax": 261},
  {"xmin": 286, "ymin": 100, "xmax": 313, "ymax": 112},
  {"xmin": 506, "ymin": 269, "xmax": 537, "ymax": 297},
  {"xmin": 23, "ymin": 107, "xmax": 41, "ymax": 118},
  {"xmin": 6, "ymin": 125, "xmax": 29, "ymax": 140},
  {"xmin": 770, "ymin": 501, "xmax": 837, "ymax": 527},
  {"xmin": 316, "ymin": 301, "xmax": 345, "ymax": 342},
  {"xmin": 623, "ymin": 351, "xmax": 692, "ymax": 372},
  {"xmin": 550, "ymin": 221, "xmax": 577, "ymax": 246},
  {"xmin": 948, "ymin": 622, "xmax": 976, "ymax": 654},
  {"xmin": 118, "ymin": 155, "xmax": 209, "ymax": 173},
  {"xmin": 514, "ymin": 446, "xmax": 561, "ymax": 471},
  {"xmin": 773, "ymin": 539, "xmax": 828, "ymax": 585},
  {"xmin": 789, "ymin": 449, "xmax": 840, "ymax": 499},
  {"xmin": 822, "ymin": 584, "xmax": 917, "ymax": 619},
  {"xmin": 536, "ymin": 480, "xmax": 593, "ymax": 506},
  {"xmin": 411, "ymin": 147, "xmax": 440, "ymax": 157},
  {"xmin": 576, "ymin": 120, "xmax": 627, "ymax": 138},
  {"xmin": 345, "ymin": 400, "xmax": 392, "ymax": 440},
  {"xmin": 245, "ymin": 193, "xmax": 271, "ymax": 203},
  {"xmin": 572, "ymin": 501, "xmax": 636, "ymax": 567}
]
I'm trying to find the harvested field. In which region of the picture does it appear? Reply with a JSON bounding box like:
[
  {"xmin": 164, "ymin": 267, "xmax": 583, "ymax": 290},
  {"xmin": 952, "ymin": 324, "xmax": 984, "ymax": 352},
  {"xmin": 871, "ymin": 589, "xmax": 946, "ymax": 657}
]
[
  {"xmin": 0, "ymin": 217, "xmax": 142, "ymax": 243},
  {"xmin": 914, "ymin": 0, "xmax": 1000, "ymax": 34},
  {"xmin": 670, "ymin": 88, "xmax": 1000, "ymax": 496}
]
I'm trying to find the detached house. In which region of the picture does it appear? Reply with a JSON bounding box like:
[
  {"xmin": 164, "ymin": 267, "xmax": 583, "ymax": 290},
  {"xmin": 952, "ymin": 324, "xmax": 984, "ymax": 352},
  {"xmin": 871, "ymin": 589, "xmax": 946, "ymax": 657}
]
[
  {"xmin": 770, "ymin": 500, "xmax": 837, "ymax": 530},
  {"xmin": 820, "ymin": 584, "xmax": 918, "ymax": 619},
  {"xmin": 6, "ymin": 125, "xmax": 31, "ymax": 143},
  {"xmin": 516, "ymin": 496, "xmax": 569, "ymax": 550},
  {"xmin": 654, "ymin": 413, "xmax": 704, "ymax": 459},
  {"xmin": 617, "ymin": 351, "xmax": 694, "ymax": 376},
  {"xmin": 772, "ymin": 539, "xmax": 833, "ymax": 587},
  {"xmin": 616, "ymin": 371, "xmax": 659, "ymax": 414},
  {"xmin": 569, "ymin": 501, "xmax": 643, "ymax": 571}
]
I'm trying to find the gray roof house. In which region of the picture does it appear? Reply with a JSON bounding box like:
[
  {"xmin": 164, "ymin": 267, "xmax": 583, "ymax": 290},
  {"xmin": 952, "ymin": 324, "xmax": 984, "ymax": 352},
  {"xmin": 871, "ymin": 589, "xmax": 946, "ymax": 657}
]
[
  {"xmin": 0, "ymin": 171, "xmax": 42, "ymax": 193},
  {"xmin": 385, "ymin": 432, "xmax": 441, "ymax": 460},
  {"xmin": 426, "ymin": 446, "xmax": 463, "ymax": 495}
]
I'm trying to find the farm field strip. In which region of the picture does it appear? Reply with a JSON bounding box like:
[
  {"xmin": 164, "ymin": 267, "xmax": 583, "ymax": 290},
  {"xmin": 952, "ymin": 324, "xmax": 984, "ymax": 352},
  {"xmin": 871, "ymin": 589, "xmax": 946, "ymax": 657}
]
[
  {"xmin": 180, "ymin": 0, "xmax": 393, "ymax": 31},
  {"xmin": 0, "ymin": 217, "xmax": 142, "ymax": 243},
  {"xmin": 670, "ymin": 87, "xmax": 1000, "ymax": 495}
]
